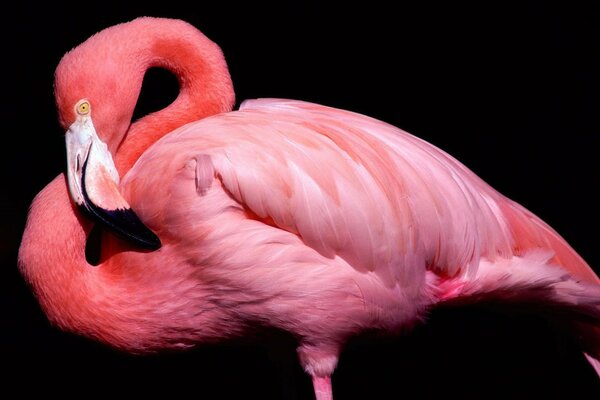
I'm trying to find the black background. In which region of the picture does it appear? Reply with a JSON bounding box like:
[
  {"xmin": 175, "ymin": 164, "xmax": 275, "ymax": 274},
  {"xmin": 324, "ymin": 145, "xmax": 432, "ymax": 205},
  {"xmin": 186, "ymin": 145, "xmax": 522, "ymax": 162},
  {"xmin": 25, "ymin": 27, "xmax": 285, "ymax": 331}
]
[{"xmin": 1, "ymin": 1, "xmax": 599, "ymax": 398}]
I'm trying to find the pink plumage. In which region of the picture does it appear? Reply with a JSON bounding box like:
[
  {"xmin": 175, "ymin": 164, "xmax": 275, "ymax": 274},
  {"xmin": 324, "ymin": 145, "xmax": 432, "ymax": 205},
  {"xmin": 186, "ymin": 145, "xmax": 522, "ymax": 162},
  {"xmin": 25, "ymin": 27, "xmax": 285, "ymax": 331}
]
[{"xmin": 18, "ymin": 17, "xmax": 600, "ymax": 399}]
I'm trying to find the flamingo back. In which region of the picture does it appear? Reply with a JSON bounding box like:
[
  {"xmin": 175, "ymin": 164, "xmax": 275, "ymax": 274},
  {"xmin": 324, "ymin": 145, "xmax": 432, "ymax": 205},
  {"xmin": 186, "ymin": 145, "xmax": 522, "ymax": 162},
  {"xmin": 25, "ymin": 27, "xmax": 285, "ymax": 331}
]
[{"xmin": 123, "ymin": 99, "xmax": 598, "ymax": 296}]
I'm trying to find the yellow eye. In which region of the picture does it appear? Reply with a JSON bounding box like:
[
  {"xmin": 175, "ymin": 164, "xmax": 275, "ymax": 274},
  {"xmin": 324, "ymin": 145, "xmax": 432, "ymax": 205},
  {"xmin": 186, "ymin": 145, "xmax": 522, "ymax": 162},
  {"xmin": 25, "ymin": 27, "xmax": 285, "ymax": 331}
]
[{"xmin": 76, "ymin": 100, "xmax": 91, "ymax": 115}]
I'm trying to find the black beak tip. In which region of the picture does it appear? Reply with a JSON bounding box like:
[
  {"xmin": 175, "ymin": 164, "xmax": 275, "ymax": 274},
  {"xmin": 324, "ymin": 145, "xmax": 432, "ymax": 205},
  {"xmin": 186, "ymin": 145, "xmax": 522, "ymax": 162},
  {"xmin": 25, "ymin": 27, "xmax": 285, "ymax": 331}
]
[
  {"xmin": 81, "ymin": 202, "xmax": 162, "ymax": 251},
  {"xmin": 78, "ymin": 157, "xmax": 161, "ymax": 251},
  {"xmin": 139, "ymin": 231, "xmax": 162, "ymax": 251}
]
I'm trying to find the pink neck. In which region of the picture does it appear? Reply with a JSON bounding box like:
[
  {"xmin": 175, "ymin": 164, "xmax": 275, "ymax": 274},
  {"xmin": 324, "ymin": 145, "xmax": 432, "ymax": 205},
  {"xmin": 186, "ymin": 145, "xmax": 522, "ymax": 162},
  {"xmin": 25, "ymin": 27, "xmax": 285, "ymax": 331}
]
[
  {"xmin": 19, "ymin": 175, "xmax": 230, "ymax": 350},
  {"xmin": 18, "ymin": 176, "xmax": 95, "ymax": 333},
  {"xmin": 20, "ymin": 18, "xmax": 235, "ymax": 344},
  {"xmin": 54, "ymin": 17, "xmax": 234, "ymax": 175},
  {"xmin": 113, "ymin": 20, "xmax": 235, "ymax": 173}
]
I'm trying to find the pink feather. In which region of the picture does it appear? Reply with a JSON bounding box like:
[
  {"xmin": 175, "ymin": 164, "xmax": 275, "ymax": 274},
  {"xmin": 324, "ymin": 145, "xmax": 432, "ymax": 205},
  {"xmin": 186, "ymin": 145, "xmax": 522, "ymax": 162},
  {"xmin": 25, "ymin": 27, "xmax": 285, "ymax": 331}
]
[{"xmin": 18, "ymin": 17, "xmax": 600, "ymax": 399}]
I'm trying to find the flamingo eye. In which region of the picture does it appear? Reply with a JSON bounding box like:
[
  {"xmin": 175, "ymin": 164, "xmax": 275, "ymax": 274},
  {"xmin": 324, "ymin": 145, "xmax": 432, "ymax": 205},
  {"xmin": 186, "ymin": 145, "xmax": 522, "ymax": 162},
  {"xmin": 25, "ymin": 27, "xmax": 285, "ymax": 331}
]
[{"xmin": 76, "ymin": 100, "xmax": 91, "ymax": 115}]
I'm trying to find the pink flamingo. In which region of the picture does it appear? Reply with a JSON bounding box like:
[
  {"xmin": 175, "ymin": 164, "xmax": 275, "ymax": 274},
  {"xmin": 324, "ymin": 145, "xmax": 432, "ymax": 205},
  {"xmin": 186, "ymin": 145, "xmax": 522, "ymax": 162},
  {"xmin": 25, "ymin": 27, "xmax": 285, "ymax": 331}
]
[{"xmin": 18, "ymin": 17, "xmax": 600, "ymax": 399}]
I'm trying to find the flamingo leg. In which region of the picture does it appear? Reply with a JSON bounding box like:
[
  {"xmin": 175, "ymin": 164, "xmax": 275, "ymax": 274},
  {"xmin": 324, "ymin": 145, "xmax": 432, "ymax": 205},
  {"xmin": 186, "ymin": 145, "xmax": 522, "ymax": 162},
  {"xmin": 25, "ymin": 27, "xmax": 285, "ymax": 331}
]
[{"xmin": 311, "ymin": 375, "xmax": 333, "ymax": 400}]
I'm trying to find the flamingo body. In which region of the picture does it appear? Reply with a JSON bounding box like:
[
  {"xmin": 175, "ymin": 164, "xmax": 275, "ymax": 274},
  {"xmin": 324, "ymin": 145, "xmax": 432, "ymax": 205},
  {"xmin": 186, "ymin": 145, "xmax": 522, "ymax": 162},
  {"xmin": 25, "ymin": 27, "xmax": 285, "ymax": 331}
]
[{"xmin": 18, "ymin": 17, "xmax": 600, "ymax": 399}]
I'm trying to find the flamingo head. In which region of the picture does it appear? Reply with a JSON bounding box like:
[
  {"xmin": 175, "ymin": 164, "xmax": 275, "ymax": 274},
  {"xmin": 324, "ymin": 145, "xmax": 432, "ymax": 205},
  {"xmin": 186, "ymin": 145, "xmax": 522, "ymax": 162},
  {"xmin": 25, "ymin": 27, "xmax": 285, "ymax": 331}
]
[
  {"xmin": 53, "ymin": 17, "xmax": 235, "ymax": 251},
  {"xmin": 54, "ymin": 23, "xmax": 161, "ymax": 251},
  {"xmin": 63, "ymin": 98, "xmax": 161, "ymax": 250}
]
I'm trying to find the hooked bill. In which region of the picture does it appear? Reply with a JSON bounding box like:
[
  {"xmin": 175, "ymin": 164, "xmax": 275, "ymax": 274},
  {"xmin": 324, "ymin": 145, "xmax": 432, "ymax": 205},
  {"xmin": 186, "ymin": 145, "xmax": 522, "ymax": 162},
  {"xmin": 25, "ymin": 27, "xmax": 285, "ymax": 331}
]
[{"xmin": 65, "ymin": 99, "xmax": 161, "ymax": 250}]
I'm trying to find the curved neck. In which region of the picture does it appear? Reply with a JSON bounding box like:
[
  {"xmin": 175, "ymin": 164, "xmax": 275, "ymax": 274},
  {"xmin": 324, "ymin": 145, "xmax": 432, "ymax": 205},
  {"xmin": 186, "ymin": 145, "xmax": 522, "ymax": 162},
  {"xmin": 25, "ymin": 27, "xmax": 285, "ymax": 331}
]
[
  {"xmin": 114, "ymin": 20, "xmax": 235, "ymax": 173},
  {"xmin": 21, "ymin": 18, "xmax": 236, "ymax": 349},
  {"xmin": 19, "ymin": 175, "xmax": 229, "ymax": 350},
  {"xmin": 54, "ymin": 17, "xmax": 235, "ymax": 175},
  {"xmin": 18, "ymin": 176, "xmax": 94, "ymax": 332}
]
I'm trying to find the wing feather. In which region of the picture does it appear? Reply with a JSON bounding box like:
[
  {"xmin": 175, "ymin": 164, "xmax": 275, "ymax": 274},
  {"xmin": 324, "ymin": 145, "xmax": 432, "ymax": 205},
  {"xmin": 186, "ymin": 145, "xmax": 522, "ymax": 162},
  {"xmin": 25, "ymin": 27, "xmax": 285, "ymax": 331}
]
[{"xmin": 127, "ymin": 98, "xmax": 596, "ymax": 290}]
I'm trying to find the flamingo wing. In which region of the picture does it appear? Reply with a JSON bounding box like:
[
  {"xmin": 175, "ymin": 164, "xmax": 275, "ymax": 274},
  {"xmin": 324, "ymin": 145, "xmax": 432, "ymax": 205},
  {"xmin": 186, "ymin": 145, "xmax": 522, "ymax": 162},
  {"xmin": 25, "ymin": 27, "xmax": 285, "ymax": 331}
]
[
  {"xmin": 122, "ymin": 98, "xmax": 600, "ymax": 371},
  {"xmin": 124, "ymin": 98, "xmax": 594, "ymax": 289}
]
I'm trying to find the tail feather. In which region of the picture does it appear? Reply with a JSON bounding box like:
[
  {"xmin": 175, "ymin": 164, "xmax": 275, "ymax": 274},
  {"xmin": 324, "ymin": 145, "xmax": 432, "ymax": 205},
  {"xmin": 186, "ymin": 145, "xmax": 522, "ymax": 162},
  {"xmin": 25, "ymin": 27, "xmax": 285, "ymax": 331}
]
[
  {"xmin": 437, "ymin": 250, "xmax": 600, "ymax": 316},
  {"xmin": 498, "ymin": 198, "xmax": 600, "ymax": 376},
  {"xmin": 584, "ymin": 352, "xmax": 600, "ymax": 379},
  {"xmin": 434, "ymin": 250, "xmax": 600, "ymax": 377},
  {"xmin": 499, "ymin": 199, "xmax": 600, "ymax": 285},
  {"xmin": 577, "ymin": 324, "xmax": 600, "ymax": 379}
]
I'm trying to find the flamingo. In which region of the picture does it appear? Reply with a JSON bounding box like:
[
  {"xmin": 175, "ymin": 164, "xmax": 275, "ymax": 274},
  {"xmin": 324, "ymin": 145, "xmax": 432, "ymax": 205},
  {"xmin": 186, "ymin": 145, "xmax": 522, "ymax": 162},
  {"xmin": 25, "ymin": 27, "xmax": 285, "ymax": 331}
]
[{"xmin": 18, "ymin": 17, "xmax": 600, "ymax": 399}]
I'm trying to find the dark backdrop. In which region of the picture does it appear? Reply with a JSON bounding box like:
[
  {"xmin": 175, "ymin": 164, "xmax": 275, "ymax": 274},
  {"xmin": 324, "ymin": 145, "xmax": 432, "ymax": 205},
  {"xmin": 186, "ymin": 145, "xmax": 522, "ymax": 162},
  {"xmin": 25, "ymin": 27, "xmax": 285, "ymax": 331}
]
[{"xmin": 1, "ymin": 2, "xmax": 598, "ymax": 398}]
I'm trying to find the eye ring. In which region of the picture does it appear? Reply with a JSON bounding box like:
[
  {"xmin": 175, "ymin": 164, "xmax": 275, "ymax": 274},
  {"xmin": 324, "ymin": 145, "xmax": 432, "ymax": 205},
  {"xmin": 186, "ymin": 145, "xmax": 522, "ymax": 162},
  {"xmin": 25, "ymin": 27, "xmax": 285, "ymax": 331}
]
[{"xmin": 76, "ymin": 100, "xmax": 91, "ymax": 115}]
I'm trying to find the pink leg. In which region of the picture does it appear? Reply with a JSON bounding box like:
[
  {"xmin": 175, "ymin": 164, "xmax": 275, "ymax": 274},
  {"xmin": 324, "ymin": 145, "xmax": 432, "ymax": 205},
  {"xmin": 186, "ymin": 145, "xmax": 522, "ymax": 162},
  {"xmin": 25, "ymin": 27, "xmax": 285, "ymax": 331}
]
[{"xmin": 312, "ymin": 375, "xmax": 333, "ymax": 400}]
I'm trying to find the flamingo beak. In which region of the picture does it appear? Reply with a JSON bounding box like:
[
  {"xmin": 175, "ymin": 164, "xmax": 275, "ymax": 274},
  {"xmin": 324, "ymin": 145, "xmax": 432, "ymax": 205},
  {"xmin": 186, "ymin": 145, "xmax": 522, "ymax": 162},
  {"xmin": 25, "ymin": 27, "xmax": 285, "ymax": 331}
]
[{"xmin": 65, "ymin": 105, "xmax": 161, "ymax": 250}]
